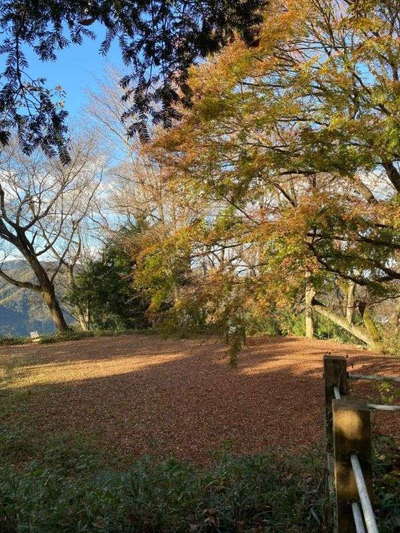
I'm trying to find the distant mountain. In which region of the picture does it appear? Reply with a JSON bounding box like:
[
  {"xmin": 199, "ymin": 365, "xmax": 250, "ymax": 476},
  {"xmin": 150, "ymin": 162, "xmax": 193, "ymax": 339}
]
[
  {"xmin": 0, "ymin": 261, "xmax": 71, "ymax": 337},
  {"xmin": 2, "ymin": 260, "xmax": 29, "ymax": 271}
]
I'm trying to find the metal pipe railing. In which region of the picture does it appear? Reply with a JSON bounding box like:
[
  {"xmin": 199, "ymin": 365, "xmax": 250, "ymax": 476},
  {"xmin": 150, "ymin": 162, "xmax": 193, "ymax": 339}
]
[
  {"xmin": 367, "ymin": 403, "xmax": 400, "ymax": 411},
  {"xmin": 325, "ymin": 354, "xmax": 399, "ymax": 532},
  {"xmin": 350, "ymin": 454, "xmax": 379, "ymax": 533},
  {"xmin": 327, "ymin": 359, "xmax": 379, "ymax": 532},
  {"xmin": 349, "ymin": 373, "xmax": 400, "ymax": 384},
  {"xmin": 352, "ymin": 502, "xmax": 366, "ymax": 533}
]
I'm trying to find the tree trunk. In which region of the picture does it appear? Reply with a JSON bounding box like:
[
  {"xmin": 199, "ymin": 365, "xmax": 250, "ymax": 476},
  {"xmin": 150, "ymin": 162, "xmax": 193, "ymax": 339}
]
[
  {"xmin": 23, "ymin": 250, "xmax": 69, "ymax": 332},
  {"xmin": 361, "ymin": 307, "xmax": 383, "ymax": 353},
  {"xmin": 345, "ymin": 281, "xmax": 355, "ymax": 324},
  {"xmin": 77, "ymin": 313, "xmax": 89, "ymax": 331},
  {"xmin": 75, "ymin": 304, "xmax": 90, "ymax": 331},
  {"xmin": 41, "ymin": 286, "xmax": 69, "ymax": 332},
  {"xmin": 305, "ymin": 279, "xmax": 315, "ymax": 338},
  {"xmin": 312, "ymin": 300, "xmax": 383, "ymax": 352}
]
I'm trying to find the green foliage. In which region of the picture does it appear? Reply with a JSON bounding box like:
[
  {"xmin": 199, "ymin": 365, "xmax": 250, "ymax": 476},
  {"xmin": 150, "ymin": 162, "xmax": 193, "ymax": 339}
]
[
  {"xmin": 376, "ymin": 381, "xmax": 400, "ymax": 406},
  {"xmin": 0, "ymin": 429, "xmax": 102, "ymax": 474},
  {"xmin": 313, "ymin": 314, "xmax": 362, "ymax": 345},
  {"xmin": 0, "ymin": 444, "xmax": 328, "ymax": 533},
  {"xmin": 156, "ymin": 306, "xmax": 210, "ymax": 339},
  {"xmin": 67, "ymin": 234, "xmax": 149, "ymax": 331},
  {"xmin": 277, "ymin": 312, "xmax": 306, "ymax": 338},
  {"xmin": 37, "ymin": 328, "xmax": 145, "ymax": 344},
  {"xmin": 0, "ymin": 335, "xmax": 30, "ymax": 346},
  {"xmin": 37, "ymin": 329, "xmax": 95, "ymax": 344},
  {"xmin": 134, "ymin": 229, "xmax": 193, "ymax": 319},
  {"xmin": 0, "ymin": 328, "xmax": 144, "ymax": 347},
  {"xmin": 373, "ymin": 436, "xmax": 400, "ymax": 532},
  {"xmin": 265, "ymin": 309, "xmax": 362, "ymax": 346},
  {"xmin": 244, "ymin": 315, "xmax": 283, "ymax": 337},
  {"xmin": 0, "ymin": 435, "xmax": 397, "ymax": 532},
  {"xmin": 381, "ymin": 328, "xmax": 400, "ymax": 356}
]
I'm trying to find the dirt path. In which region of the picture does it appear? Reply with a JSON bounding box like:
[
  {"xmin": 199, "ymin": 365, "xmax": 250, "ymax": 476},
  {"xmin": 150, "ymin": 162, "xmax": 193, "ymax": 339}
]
[{"xmin": 1, "ymin": 334, "xmax": 399, "ymax": 463}]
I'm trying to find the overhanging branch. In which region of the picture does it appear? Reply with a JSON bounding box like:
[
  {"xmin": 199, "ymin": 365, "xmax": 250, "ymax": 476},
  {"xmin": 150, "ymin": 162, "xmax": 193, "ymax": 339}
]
[{"xmin": 0, "ymin": 268, "xmax": 40, "ymax": 291}]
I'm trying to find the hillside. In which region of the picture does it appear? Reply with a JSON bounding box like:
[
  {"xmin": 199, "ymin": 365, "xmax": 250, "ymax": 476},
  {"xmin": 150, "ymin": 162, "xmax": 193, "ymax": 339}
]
[{"xmin": 0, "ymin": 261, "xmax": 68, "ymax": 336}]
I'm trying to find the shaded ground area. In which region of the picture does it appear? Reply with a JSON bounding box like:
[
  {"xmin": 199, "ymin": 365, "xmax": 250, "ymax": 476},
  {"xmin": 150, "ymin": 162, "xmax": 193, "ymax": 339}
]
[{"xmin": 0, "ymin": 334, "xmax": 399, "ymax": 463}]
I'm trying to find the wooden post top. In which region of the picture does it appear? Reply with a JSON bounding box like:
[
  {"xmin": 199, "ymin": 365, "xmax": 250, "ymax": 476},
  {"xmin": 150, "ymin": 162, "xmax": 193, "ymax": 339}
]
[{"xmin": 324, "ymin": 354, "xmax": 347, "ymax": 361}]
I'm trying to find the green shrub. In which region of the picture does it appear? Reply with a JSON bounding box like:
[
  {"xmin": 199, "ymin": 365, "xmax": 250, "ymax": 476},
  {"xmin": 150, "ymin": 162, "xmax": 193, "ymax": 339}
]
[
  {"xmin": 0, "ymin": 446, "xmax": 327, "ymax": 532},
  {"xmin": 313, "ymin": 314, "xmax": 361, "ymax": 345},
  {"xmin": 381, "ymin": 328, "xmax": 400, "ymax": 356},
  {"xmin": 245, "ymin": 314, "xmax": 283, "ymax": 337},
  {"xmin": 0, "ymin": 435, "xmax": 397, "ymax": 532},
  {"xmin": 373, "ymin": 436, "xmax": 400, "ymax": 532},
  {"xmin": 0, "ymin": 335, "xmax": 30, "ymax": 346},
  {"xmin": 11, "ymin": 328, "xmax": 145, "ymax": 346},
  {"xmin": 38, "ymin": 330, "xmax": 95, "ymax": 344},
  {"xmin": 277, "ymin": 311, "xmax": 306, "ymax": 337}
]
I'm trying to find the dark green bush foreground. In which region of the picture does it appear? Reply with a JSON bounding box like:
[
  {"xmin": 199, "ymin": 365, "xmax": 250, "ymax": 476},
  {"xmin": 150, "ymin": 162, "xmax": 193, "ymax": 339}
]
[
  {"xmin": 0, "ymin": 452, "xmax": 325, "ymax": 533},
  {"xmin": 0, "ymin": 435, "xmax": 398, "ymax": 533}
]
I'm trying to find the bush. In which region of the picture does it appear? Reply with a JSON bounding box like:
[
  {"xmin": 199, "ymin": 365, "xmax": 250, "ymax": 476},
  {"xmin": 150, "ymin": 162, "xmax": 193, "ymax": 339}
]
[
  {"xmin": 1, "ymin": 328, "xmax": 144, "ymax": 346},
  {"xmin": 0, "ymin": 335, "xmax": 30, "ymax": 346},
  {"xmin": 0, "ymin": 446, "xmax": 327, "ymax": 533},
  {"xmin": 245, "ymin": 314, "xmax": 283, "ymax": 337},
  {"xmin": 0, "ymin": 433, "xmax": 397, "ymax": 532},
  {"xmin": 373, "ymin": 436, "xmax": 400, "ymax": 531},
  {"xmin": 381, "ymin": 328, "xmax": 400, "ymax": 356},
  {"xmin": 276, "ymin": 311, "xmax": 306, "ymax": 337},
  {"xmin": 66, "ymin": 234, "xmax": 150, "ymax": 332},
  {"xmin": 313, "ymin": 314, "xmax": 361, "ymax": 345},
  {"xmin": 38, "ymin": 330, "xmax": 95, "ymax": 344}
]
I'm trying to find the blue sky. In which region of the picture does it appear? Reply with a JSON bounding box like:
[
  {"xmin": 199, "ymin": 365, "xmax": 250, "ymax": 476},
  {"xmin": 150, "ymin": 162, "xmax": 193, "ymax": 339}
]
[{"xmin": 24, "ymin": 24, "xmax": 126, "ymax": 123}]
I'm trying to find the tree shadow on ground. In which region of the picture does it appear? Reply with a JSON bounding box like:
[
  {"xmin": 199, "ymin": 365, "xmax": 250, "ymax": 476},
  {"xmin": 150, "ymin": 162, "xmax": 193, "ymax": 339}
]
[{"xmin": 1, "ymin": 334, "xmax": 398, "ymax": 465}]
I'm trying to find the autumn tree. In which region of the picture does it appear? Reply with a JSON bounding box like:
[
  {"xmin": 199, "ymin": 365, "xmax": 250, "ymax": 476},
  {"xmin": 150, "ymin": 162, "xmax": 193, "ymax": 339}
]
[
  {"xmin": 86, "ymin": 73, "xmax": 220, "ymax": 322},
  {"xmin": 147, "ymin": 0, "xmax": 400, "ymax": 351},
  {"xmin": 0, "ymin": 137, "xmax": 103, "ymax": 331}
]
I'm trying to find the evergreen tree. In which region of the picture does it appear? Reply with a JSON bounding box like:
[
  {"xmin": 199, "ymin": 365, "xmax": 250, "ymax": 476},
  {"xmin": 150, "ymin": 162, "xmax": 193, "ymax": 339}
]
[
  {"xmin": 68, "ymin": 234, "xmax": 149, "ymax": 330},
  {"xmin": 0, "ymin": 0, "xmax": 267, "ymax": 159}
]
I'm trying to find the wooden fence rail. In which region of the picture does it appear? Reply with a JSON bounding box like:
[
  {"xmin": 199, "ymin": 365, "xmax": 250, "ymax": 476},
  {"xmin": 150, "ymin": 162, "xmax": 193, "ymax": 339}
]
[{"xmin": 323, "ymin": 354, "xmax": 399, "ymax": 533}]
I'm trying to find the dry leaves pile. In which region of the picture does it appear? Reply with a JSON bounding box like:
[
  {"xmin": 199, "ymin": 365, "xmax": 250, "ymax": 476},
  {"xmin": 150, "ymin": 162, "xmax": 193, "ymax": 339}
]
[{"xmin": 1, "ymin": 334, "xmax": 398, "ymax": 463}]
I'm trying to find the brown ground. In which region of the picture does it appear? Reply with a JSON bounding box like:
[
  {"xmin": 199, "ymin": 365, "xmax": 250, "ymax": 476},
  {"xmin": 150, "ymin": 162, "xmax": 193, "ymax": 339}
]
[{"xmin": 0, "ymin": 334, "xmax": 399, "ymax": 464}]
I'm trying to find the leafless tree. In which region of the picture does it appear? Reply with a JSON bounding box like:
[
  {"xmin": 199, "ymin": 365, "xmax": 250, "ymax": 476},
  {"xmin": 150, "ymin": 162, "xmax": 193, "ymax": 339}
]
[
  {"xmin": 86, "ymin": 69, "xmax": 204, "ymax": 230},
  {"xmin": 0, "ymin": 136, "xmax": 104, "ymax": 331}
]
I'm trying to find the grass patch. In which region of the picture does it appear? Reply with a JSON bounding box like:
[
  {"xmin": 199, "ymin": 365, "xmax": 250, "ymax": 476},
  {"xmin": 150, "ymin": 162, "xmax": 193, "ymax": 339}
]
[
  {"xmin": 373, "ymin": 436, "xmax": 400, "ymax": 531},
  {"xmin": 37, "ymin": 328, "xmax": 145, "ymax": 344},
  {"xmin": 0, "ymin": 328, "xmax": 148, "ymax": 347},
  {"xmin": 0, "ymin": 430, "xmax": 397, "ymax": 532},
  {"xmin": 0, "ymin": 444, "xmax": 328, "ymax": 533},
  {"xmin": 0, "ymin": 335, "xmax": 31, "ymax": 346}
]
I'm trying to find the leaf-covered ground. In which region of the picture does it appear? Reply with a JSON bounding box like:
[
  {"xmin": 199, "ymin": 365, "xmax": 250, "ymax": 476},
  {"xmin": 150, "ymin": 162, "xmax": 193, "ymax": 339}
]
[{"xmin": 0, "ymin": 334, "xmax": 398, "ymax": 464}]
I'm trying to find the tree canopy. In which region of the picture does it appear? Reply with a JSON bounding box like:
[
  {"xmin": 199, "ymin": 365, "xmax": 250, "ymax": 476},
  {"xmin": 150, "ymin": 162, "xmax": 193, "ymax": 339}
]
[
  {"xmin": 140, "ymin": 0, "xmax": 400, "ymax": 352},
  {"xmin": 0, "ymin": 0, "xmax": 267, "ymax": 159},
  {"xmin": 2, "ymin": 0, "xmax": 400, "ymax": 355}
]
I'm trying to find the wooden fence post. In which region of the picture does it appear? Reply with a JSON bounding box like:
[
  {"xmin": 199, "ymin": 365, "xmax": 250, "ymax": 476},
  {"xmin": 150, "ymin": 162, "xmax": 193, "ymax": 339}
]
[
  {"xmin": 324, "ymin": 355, "xmax": 348, "ymax": 455},
  {"xmin": 333, "ymin": 399, "xmax": 372, "ymax": 533}
]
